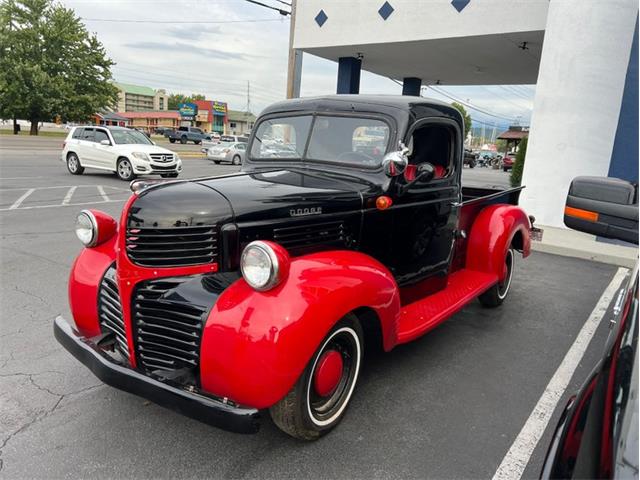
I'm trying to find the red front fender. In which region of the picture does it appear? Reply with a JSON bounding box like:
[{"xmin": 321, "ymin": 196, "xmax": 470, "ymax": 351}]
[
  {"xmin": 199, "ymin": 250, "xmax": 401, "ymax": 409},
  {"xmin": 68, "ymin": 235, "xmax": 117, "ymax": 337},
  {"xmin": 466, "ymin": 204, "xmax": 531, "ymax": 280}
]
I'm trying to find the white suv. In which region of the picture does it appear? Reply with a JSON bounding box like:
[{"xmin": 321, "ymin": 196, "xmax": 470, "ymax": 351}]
[{"xmin": 61, "ymin": 126, "xmax": 182, "ymax": 181}]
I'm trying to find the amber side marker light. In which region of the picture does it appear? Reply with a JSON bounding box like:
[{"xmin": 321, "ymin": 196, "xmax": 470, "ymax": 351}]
[
  {"xmin": 564, "ymin": 206, "xmax": 599, "ymax": 222},
  {"xmin": 376, "ymin": 196, "xmax": 393, "ymax": 210}
]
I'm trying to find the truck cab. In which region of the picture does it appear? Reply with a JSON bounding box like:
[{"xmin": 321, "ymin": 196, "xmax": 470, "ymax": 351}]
[{"xmin": 55, "ymin": 95, "xmax": 533, "ymax": 440}]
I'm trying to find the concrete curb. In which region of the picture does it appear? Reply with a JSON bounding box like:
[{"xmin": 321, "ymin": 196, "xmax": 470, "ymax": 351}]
[{"xmin": 531, "ymin": 225, "xmax": 637, "ymax": 268}]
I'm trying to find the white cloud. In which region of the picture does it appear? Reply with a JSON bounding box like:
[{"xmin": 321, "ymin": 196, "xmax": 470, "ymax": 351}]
[{"xmin": 63, "ymin": 0, "xmax": 535, "ymax": 121}]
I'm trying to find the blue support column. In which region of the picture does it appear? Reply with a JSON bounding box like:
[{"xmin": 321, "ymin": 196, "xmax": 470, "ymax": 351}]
[
  {"xmin": 608, "ymin": 16, "xmax": 638, "ymax": 182},
  {"xmin": 337, "ymin": 57, "xmax": 361, "ymax": 94},
  {"xmin": 402, "ymin": 77, "xmax": 422, "ymax": 96}
]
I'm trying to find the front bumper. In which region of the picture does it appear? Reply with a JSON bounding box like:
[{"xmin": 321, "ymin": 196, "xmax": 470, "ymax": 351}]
[{"xmin": 53, "ymin": 315, "xmax": 260, "ymax": 434}]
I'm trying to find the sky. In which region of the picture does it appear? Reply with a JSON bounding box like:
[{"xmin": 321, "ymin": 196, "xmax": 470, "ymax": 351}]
[{"xmin": 61, "ymin": 0, "xmax": 535, "ymax": 131}]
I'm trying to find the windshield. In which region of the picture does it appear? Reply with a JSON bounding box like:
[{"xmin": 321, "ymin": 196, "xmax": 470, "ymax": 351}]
[
  {"xmin": 111, "ymin": 129, "xmax": 153, "ymax": 145},
  {"xmin": 250, "ymin": 115, "xmax": 390, "ymax": 167}
]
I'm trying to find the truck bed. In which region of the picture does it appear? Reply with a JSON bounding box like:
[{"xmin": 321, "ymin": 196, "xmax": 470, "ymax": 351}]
[{"xmin": 450, "ymin": 185, "xmax": 526, "ymax": 272}]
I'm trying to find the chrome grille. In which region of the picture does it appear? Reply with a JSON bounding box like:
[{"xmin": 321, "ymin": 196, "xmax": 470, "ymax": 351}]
[
  {"xmin": 126, "ymin": 225, "xmax": 218, "ymax": 267},
  {"xmin": 273, "ymin": 221, "xmax": 348, "ymax": 252},
  {"xmin": 98, "ymin": 265, "xmax": 129, "ymax": 359},
  {"xmin": 132, "ymin": 278, "xmax": 207, "ymax": 373},
  {"xmin": 149, "ymin": 153, "xmax": 174, "ymax": 162}
]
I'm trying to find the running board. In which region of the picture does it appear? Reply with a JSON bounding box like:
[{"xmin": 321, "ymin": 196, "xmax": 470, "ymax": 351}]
[{"xmin": 396, "ymin": 269, "xmax": 498, "ymax": 344}]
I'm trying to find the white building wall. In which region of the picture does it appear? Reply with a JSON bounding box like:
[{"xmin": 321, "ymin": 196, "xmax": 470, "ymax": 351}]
[
  {"xmin": 521, "ymin": 0, "xmax": 638, "ymax": 227},
  {"xmin": 295, "ymin": 0, "xmax": 548, "ymax": 48}
]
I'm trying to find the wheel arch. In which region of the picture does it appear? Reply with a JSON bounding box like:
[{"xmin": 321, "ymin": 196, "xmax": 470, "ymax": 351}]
[
  {"xmin": 199, "ymin": 250, "xmax": 401, "ymax": 409},
  {"xmin": 466, "ymin": 204, "xmax": 531, "ymax": 281}
]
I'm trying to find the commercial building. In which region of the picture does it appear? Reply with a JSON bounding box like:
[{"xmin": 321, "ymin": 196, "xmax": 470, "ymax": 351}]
[
  {"xmin": 193, "ymin": 100, "xmax": 228, "ymax": 133},
  {"xmin": 114, "ymin": 83, "xmax": 169, "ymax": 112},
  {"xmin": 292, "ymin": 0, "xmax": 638, "ymax": 228},
  {"xmin": 94, "ymin": 111, "xmax": 130, "ymax": 127},
  {"xmin": 116, "ymin": 111, "xmax": 180, "ymax": 133},
  {"xmin": 227, "ymin": 110, "xmax": 256, "ymax": 136}
]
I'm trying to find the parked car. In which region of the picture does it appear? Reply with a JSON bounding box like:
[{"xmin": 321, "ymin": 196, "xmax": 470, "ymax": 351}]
[
  {"xmin": 154, "ymin": 126, "xmax": 173, "ymax": 136},
  {"xmin": 165, "ymin": 126, "xmax": 212, "ymax": 144},
  {"xmin": 220, "ymin": 134, "xmax": 249, "ymax": 143},
  {"xmin": 463, "ymin": 148, "xmax": 477, "ymax": 168},
  {"xmin": 502, "ymin": 152, "xmax": 516, "ymax": 171},
  {"xmin": 541, "ymin": 176, "xmax": 638, "ymax": 479},
  {"xmin": 55, "ymin": 95, "xmax": 535, "ymax": 441},
  {"xmin": 61, "ymin": 126, "xmax": 182, "ymax": 181},
  {"xmin": 206, "ymin": 142, "xmax": 246, "ymax": 165}
]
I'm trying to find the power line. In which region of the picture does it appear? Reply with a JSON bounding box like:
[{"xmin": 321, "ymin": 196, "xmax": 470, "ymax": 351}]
[
  {"xmin": 81, "ymin": 17, "xmax": 286, "ymax": 24},
  {"xmin": 426, "ymin": 86, "xmax": 517, "ymax": 122},
  {"xmin": 244, "ymin": 0, "xmax": 290, "ymax": 16}
]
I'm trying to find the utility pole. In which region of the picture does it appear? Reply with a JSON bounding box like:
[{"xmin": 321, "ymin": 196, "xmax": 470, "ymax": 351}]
[
  {"xmin": 286, "ymin": 0, "xmax": 301, "ymax": 98},
  {"xmin": 246, "ymin": 81, "xmax": 251, "ymax": 135}
]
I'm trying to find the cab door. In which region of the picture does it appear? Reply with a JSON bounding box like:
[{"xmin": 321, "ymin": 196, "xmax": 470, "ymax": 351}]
[{"xmin": 389, "ymin": 119, "xmax": 462, "ymax": 300}]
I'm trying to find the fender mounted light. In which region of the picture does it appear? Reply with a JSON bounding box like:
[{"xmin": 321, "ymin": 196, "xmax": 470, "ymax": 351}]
[
  {"xmin": 240, "ymin": 241, "xmax": 290, "ymax": 291},
  {"xmin": 75, "ymin": 209, "xmax": 117, "ymax": 247}
]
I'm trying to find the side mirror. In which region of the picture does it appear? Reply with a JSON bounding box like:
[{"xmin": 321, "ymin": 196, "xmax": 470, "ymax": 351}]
[
  {"xmin": 564, "ymin": 176, "xmax": 638, "ymax": 244},
  {"xmin": 382, "ymin": 143, "xmax": 409, "ymax": 177},
  {"xmin": 100, "ymin": 139, "xmax": 110, "ymax": 146}
]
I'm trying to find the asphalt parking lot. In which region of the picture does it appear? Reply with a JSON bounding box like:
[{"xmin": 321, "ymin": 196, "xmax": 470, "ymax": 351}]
[{"xmin": 0, "ymin": 136, "xmax": 626, "ymax": 478}]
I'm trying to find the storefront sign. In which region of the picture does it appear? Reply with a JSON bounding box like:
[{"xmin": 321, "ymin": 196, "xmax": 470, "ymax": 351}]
[
  {"xmin": 179, "ymin": 102, "xmax": 198, "ymax": 120},
  {"xmin": 212, "ymin": 101, "xmax": 227, "ymax": 116}
]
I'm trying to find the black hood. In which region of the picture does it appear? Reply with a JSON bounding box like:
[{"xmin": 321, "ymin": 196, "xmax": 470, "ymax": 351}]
[{"xmin": 196, "ymin": 169, "xmax": 365, "ymax": 224}]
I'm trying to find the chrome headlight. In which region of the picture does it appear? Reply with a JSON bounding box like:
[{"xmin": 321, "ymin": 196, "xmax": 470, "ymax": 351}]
[
  {"xmin": 132, "ymin": 152, "xmax": 149, "ymax": 161},
  {"xmin": 240, "ymin": 241, "xmax": 281, "ymax": 291},
  {"xmin": 75, "ymin": 210, "xmax": 97, "ymax": 246}
]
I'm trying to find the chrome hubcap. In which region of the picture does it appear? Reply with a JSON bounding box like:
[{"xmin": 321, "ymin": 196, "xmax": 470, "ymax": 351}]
[
  {"xmin": 497, "ymin": 249, "xmax": 514, "ymax": 299},
  {"xmin": 68, "ymin": 156, "xmax": 78, "ymax": 172},
  {"xmin": 118, "ymin": 161, "xmax": 131, "ymax": 178}
]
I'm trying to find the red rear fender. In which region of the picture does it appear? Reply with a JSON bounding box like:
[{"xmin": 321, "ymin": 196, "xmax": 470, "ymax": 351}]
[
  {"xmin": 466, "ymin": 204, "xmax": 531, "ymax": 280},
  {"xmin": 199, "ymin": 250, "xmax": 401, "ymax": 409}
]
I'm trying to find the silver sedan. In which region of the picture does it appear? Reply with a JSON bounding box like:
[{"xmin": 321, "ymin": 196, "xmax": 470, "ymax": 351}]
[{"xmin": 206, "ymin": 142, "xmax": 246, "ymax": 165}]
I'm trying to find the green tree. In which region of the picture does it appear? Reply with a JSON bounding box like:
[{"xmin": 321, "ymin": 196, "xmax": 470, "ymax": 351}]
[
  {"xmin": 510, "ymin": 136, "xmax": 528, "ymax": 187},
  {"xmin": 451, "ymin": 102, "xmax": 472, "ymax": 135},
  {"xmin": 168, "ymin": 93, "xmax": 206, "ymax": 110},
  {"xmin": 0, "ymin": 0, "xmax": 118, "ymax": 135}
]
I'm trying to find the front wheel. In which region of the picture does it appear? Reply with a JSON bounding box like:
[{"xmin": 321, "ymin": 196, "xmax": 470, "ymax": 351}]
[
  {"xmin": 478, "ymin": 248, "xmax": 515, "ymax": 308},
  {"xmin": 269, "ymin": 314, "xmax": 363, "ymax": 440},
  {"xmin": 180, "ymin": 136, "xmax": 187, "ymax": 144},
  {"xmin": 232, "ymin": 155, "xmax": 241, "ymax": 165},
  {"xmin": 116, "ymin": 158, "xmax": 135, "ymax": 181},
  {"xmin": 169, "ymin": 138, "xmax": 176, "ymax": 144}
]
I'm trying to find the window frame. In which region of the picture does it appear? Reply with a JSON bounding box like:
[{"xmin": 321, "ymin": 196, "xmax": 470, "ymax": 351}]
[{"xmin": 248, "ymin": 111, "xmax": 396, "ymax": 171}]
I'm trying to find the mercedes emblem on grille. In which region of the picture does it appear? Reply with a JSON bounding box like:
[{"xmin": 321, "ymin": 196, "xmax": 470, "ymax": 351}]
[{"xmin": 161, "ymin": 155, "xmax": 167, "ymax": 161}]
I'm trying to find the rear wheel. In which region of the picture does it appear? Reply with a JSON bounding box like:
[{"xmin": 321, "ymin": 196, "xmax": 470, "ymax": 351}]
[
  {"xmin": 169, "ymin": 138, "xmax": 176, "ymax": 144},
  {"xmin": 180, "ymin": 136, "xmax": 187, "ymax": 144},
  {"xmin": 116, "ymin": 158, "xmax": 135, "ymax": 181},
  {"xmin": 479, "ymin": 248, "xmax": 515, "ymax": 308},
  {"xmin": 213, "ymin": 160, "xmax": 220, "ymax": 165},
  {"xmin": 269, "ymin": 314, "xmax": 363, "ymax": 440},
  {"xmin": 66, "ymin": 153, "xmax": 84, "ymax": 175}
]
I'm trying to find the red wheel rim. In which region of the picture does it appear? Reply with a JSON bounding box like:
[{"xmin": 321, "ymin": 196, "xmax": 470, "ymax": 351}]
[{"xmin": 313, "ymin": 350, "xmax": 344, "ymax": 397}]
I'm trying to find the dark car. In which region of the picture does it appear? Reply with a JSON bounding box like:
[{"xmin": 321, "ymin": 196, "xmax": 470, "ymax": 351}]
[
  {"xmin": 541, "ymin": 176, "xmax": 638, "ymax": 479},
  {"xmin": 55, "ymin": 95, "xmax": 535, "ymax": 441},
  {"xmin": 463, "ymin": 148, "xmax": 477, "ymax": 168}
]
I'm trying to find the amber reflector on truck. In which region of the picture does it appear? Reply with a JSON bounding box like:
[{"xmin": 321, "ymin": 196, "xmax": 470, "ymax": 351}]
[{"xmin": 564, "ymin": 206, "xmax": 599, "ymax": 222}]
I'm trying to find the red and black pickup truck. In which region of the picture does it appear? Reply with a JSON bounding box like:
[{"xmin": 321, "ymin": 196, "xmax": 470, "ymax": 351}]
[{"xmin": 55, "ymin": 95, "xmax": 535, "ymax": 440}]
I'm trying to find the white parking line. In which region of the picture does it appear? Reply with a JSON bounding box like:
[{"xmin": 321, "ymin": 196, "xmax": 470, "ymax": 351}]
[
  {"xmin": 9, "ymin": 189, "xmax": 35, "ymax": 210},
  {"xmin": 0, "ymin": 199, "xmax": 124, "ymax": 212},
  {"xmin": 491, "ymin": 267, "xmax": 629, "ymax": 480},
  {"xmin": 61, "ymin": 186, "xmax": 77, "ymax": 205},
  {"xmin": 97, "ymin": 185, "xmax": 109, "ymax": 202}
]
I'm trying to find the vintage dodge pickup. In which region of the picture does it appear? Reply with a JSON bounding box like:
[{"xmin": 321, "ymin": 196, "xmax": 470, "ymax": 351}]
[{"xmin": 55, "ymin": 95, "xmax": 534, "ymax": 440}]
